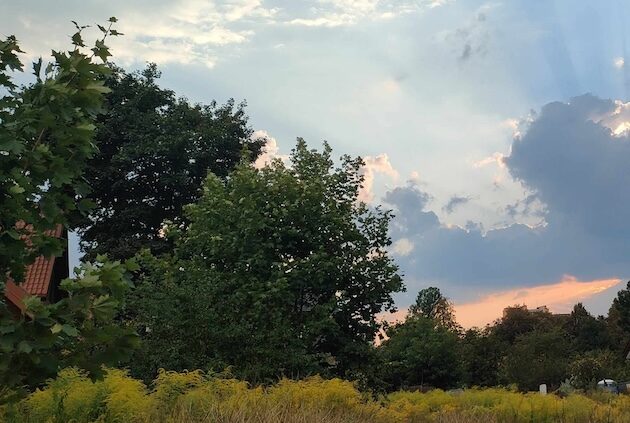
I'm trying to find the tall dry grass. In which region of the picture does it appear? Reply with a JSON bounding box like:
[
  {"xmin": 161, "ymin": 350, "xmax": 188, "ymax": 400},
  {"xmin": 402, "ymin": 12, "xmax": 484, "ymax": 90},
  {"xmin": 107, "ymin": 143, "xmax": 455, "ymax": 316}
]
[{"xmin": 2, "ymin": 368, "xmax": 630, "ymax": 422}]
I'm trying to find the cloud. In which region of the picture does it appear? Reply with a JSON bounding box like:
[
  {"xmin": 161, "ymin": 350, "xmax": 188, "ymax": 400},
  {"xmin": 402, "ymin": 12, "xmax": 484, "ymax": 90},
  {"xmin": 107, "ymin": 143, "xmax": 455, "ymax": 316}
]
[
  {"xmin": 385, "ymin": 94, "xmax": 630, "ymax": 305},
  {"xmin": 392, "ymin": 238, "xmax": 414, "ymax": 256},
  {"xmin": 286, "ymin": 0, "xmax": 448, "ymax": 28},
  {"xmin": 2, "ymin": 0, "xmax": 451, "ymax": 68},
  {"xmin": 358, "ymin": 154, "xmax": 399, "ymax": 203},
  {"xmin": 504, "ymin": 194, "xmax": 544, "ymax": 220},
  {"xmin": 443, "ymin": 195, "xmax": 471, "ymax": 213},
  {"xmin": 1, "ymin": 0, "xmax": 276, "ymax": 69},
  {"xmin": 252, "ymin": 130, "xmax": 288, "ymax": 169},
  {"xmin": 614, "ymin": 57, "xmax": 625, "ymax": 69},
  {"xmin": 379, "ymin": 276, "xmax": 621, "ymax": 329},
  {"xmin": 384, "ymin": 183, "xmax": 439, "ymax": 234},
  {"xmin": 455, "ymin": 276, "xmax": 621, "ymax": 328},
  {"xmin": 444, "ymin": 5, "xmax": 493, "ymax": 63},
  {"xmin": 473, "ymin": 152, "xmax": 506, "ymax": 169},
  {"xmin": 505, "ymin": 94, "xmax": 630, "ymax": 239},
  {"xmin": 408, "ymin": 171, "xmax": 422, "ymax": 184}
]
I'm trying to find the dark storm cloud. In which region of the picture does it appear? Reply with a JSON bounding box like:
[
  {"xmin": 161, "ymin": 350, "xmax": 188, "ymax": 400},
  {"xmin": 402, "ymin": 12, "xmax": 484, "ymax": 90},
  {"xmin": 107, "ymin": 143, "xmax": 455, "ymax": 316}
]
[
  {"xmin": 506, "ymin": 94, "xmax": 630, "ymax": 239},
  {"xmin": 387, "ymin": 94, "xmax": 630, "ymax": 303}
]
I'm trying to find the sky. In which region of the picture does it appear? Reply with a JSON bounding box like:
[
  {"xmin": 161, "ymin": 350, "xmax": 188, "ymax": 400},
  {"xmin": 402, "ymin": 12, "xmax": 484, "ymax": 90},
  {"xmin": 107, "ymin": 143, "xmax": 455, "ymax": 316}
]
[{"xmin": 3, "ymin": 0, "xmax": 630, "ymax": 326}]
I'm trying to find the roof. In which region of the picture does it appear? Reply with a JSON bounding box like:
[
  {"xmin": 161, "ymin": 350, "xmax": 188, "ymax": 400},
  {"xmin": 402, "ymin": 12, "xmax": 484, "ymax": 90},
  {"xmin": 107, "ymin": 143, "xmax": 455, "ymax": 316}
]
[
  {"xmin": 21, "ymin": 254, "xmax": 57, "ymax": 296},
  {"xmin": 4, "ymin": 224, "xmax": 65, "ymax": 311}
]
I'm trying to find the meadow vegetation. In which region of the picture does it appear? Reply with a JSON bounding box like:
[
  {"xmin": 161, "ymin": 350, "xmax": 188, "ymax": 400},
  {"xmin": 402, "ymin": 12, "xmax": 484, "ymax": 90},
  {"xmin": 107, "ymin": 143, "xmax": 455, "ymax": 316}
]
[{"xmin": 3, "ymin": 368, "xmax": 630, "ymax": 423}]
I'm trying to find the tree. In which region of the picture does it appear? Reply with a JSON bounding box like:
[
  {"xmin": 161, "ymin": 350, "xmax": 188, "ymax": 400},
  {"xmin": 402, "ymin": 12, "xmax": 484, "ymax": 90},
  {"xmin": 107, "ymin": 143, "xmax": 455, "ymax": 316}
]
[
  {"xmin": 459, "ymin": 328, "xmax": 506, "ymax": 387},
  {"xmin": 608, "ymin": 281, "xmax": 630, "ymax": 348},
  {"xmin": 565, "ymin": 303, "xmax": 612, "ymax": 352},
  {"xmin": 127, "ymin": 140, "xmax": 404, "ymax": 382},
  {"xmin": 491, "ymin": 305, "xmax": 555, "ymax": 344},
  {"xmin": 73, "ymin": 64, "xmax": 266, "ymax": 261},
  {"xmin": 501, "ymin": 328, "xmax": 570, "ymax": 391},
  {"xmin": 0, "ymin": 20, "xmax": 138, "ymax": 401},
  {"xmin": 566, "ymin": 350, "xmax": 622, "ymax": 391},
  {"xmin": 409, "ymin": 287, "xmax": 458, "ymax": 331},
  {"xmin": 380, "ymin": 315, "xmax": 461, "ymax": 390}
]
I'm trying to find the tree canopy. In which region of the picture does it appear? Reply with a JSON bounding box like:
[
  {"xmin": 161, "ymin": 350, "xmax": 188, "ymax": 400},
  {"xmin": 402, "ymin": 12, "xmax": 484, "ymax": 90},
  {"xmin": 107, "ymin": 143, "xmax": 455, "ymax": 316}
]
[
  {"xmin": 408, "ymin": 287, "xmax": 458, "ymax": 331},
  {"xmin": 126, "ymin": 139, "xmax": 404, "ymax": 382},
  {"xmin": 73, "ymin": 64, "xmax": 265, "ymax": 261},
  {"xmin": 380, "ymin": 315, "xmax": 461, "ymax": 390}
]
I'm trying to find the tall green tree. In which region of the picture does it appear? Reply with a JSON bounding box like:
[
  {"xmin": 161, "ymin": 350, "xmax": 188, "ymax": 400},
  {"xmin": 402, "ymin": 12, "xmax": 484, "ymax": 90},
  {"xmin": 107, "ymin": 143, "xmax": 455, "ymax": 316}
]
[
  {"xmin": 459, "ymin": 328, "xmax": 505, "ymax": 387},
  {"xmin": 409, "ymin": 287, "xmax": 458, "ymax": 331},
  {"xmin": 608, "ymin": 281, "xmax": 630, "ymax": 349},
  {"xmin": 0, "ymin": 20, "xmax": 138, "ymax": 402},
  {"xmin": 73, "ymin": 64, "xmax": 265, "ymax": 261},
  {"xmin": 380, "ymin": 315, "xmax": 461, "ymax": 390},
  {"xmin": 127, "ymin": 140, "xmax": 404, "ymax": 382},
  {"xmin": 565, "ymin": 303, "xmax": 612, "ymax": 352}
]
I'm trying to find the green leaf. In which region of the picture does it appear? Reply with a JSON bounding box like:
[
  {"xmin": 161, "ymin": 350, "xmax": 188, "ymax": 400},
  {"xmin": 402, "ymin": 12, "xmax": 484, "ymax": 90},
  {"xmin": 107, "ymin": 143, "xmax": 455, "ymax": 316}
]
[
  {"xmin": 61, "ymin": 325, "xmax": 79, "ymax": 337},
  {"xmin": 6, "ymin": 230, "xmax": 20, "ymax": 240},
  {"xmin": 71, "ymin": 32, "xmax": 85, "ymax": 47},
  {"xmin": 85, "ymin": 82, "xmax": 111, "ymax": 94},
  {"xmin": 78, "ymin": 273, "xmax": 102, "ymax": 288},
  {"xmin": 78, "ymin": 198, "xmax": 96, "ymax": 214},
  {"xmin": 17, "ymin": 341, "xmax": 33, "ymax": 354},
  {"xmin": 50, "ymin": 323, "xmax": 63, "ymax": 334},
  {"xmin": 9, "ymin": 184, "xmax": 24, "ymax": 194},
  {"xmin": 124, "ymin": 257, "xmax": 140, "ymax": 272},
  {"xmin": 32, "ymin": 57, "xmax": 42, "ymax": 78},
  {"xmin": 76, "ymin": 122, "xmax": 97, "ymax": 132},
  {"xmin": 93, "ymin": 294, "xmax": 120, "ymax": 318}
]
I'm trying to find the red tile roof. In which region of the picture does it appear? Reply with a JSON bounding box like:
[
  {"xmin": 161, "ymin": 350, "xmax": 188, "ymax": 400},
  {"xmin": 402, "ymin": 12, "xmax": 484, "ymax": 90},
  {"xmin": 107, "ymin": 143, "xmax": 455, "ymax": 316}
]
[
  {"xmin": 4, "ymin": 224, "xmax": 65, "ymax": 311},
  {"xmin": 21, "ymin": 255, "xmax": 57, "ymax": 297},
  {"xmin": 4, "ymin": 281, "xmax": 29, "ymax": 312}
]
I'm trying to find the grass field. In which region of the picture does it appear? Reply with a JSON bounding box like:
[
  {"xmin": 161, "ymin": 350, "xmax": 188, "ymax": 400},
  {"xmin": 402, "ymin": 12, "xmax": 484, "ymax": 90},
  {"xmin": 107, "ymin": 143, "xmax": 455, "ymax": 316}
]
[{"xmin": 3, "ymin": 368, "xmax": 630, "ymax": 423}]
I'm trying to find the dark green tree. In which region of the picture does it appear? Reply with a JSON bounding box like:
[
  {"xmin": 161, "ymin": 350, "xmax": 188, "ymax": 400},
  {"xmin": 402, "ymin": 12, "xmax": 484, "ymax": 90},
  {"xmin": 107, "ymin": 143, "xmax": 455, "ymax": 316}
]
[
  {"xmin": 409, "ymin": 286, "xmax": 458, "ymax": 331},
  {"xmin": 459, "ymin": 328, "xmax": 506, "ymax": 387},
  {"xmin": 565, "ymin": 303, "xmax": 612, "ymax": 352},
  {"xmin": 608, "ymin": 281, "xmax": 630, "ymax": 349},
  {"xmin": 380, "ymin": 315, "xmax": 461, "ymax": 390},
  {"xmin": 491, "ymin": 305, "xmax": 555, "ymax": 344},
  {"xmin": 127, "ymin": 140, "xmax": 404, "ymax": 382},
  {"xmin": 501, "ymin": 328, "xmax": 570, "ymax": 391},
  {"xmin": 73, "ymin": 64, "xmax": 265, "ymax": 261}
]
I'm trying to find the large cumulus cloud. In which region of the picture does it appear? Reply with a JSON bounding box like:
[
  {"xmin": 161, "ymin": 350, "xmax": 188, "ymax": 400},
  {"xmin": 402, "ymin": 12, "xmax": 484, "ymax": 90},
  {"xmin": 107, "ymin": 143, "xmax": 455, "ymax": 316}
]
[{"xmin": 388, "ymin": 94, "xmax": 630, "ymax": 303}]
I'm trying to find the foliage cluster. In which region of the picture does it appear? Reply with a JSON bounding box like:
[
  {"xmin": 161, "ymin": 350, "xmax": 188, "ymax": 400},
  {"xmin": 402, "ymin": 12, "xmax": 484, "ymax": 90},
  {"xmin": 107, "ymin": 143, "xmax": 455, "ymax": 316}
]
[
  {"xmin": 72, "ymin": 63, "xmax": 265, "ymax": 261},
  {"xmin": 126, "ymin": 140, "xmax": 403, "ymax": 383},
  {"xmin": 0, "ymin": 19, "xmax": 138, "ymax": 401}
]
